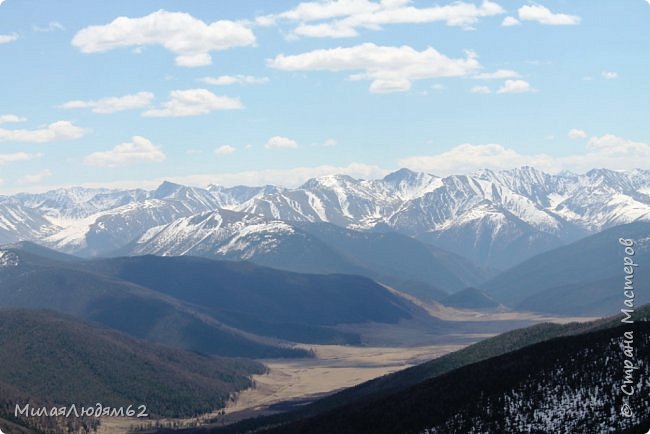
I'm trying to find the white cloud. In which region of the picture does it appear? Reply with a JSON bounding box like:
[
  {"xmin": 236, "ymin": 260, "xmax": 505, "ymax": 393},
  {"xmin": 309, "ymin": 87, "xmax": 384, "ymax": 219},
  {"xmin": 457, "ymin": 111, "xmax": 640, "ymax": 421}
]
[
  {"xmin": 497, "ymin": 79, "xmax": 535, "ymax": 94},
  {"xmin": 199, "ymin": 75, "xmax": 269, "ymax": 86},
  {"xmin": 0, "ymin": 152, "xmax": 41, "ymax": 165},
  {"xmin": 310, "ymin": 138, "xmax": 339, "ymax": 147},
  {"xmin": 215, "ymin": 145, "xmax": 237, "ymax": 155},
  {"xmin": 473, "ymin": 69, "xmax": 520, "ymax": 80},
  {"xmin": 263, "ymin": 0, "xmax": 505, "ymax": 37},
  {"xmin": 400, "ymin": 143, "xmax": 552, "ymax": 174},
  {"xmin": 518, "ymin": 5, "xmax": 580, "ymax": 25},
  {"xmin": 602, "ymin": 71, "xmax": 618, "ymax": 80},
  {"xmin": 0, "ymin": 114, "xmax": 26, "ymax": 124},
  {"xmin": 172, "ymin": 162, "xmax": 389, "ymax": 188},
  {"xmin": 142, "ymin": 89, "xmax": 242, "ymax": 117},
  {"xmin": 399, "ymin": 134, "xmax": 650, "ymax": 175},
  {"xmin": 265, "ymin": 136, "xmax": 299, "ymax": 149},
  {"xmin": 20, "ymin": 162, "xmax": 389, "ymax": 193},
  {"xmin": 84, "ymin": 136, "xmax": 166, "ymax": 168},
  {"xmin": 501, "ymin": 16, "xmax": 520, "ymax": 26},
  {"xmin": 0, "ymin": 121, "xmax": 86, "ymax": 143},
  {"xmin": 268, "ymin": 43, "xmax": 480, "ymax": 93},
  {"xmin": 471, "ymin": 85, "xmax": 491, "ymax": 94},
  {"xmin": 0, "ymin": 33, "xmax": 18, "ymax": 44},
  {"xmin": 568, "ymin": 129, "xmax": 587, "ymax": 139},
  {"xmin": 60, "ymin": 92, "xmax": 154, "ymax": 114},
  {"xmin": 19, "ymin": 169, "xmax": 52, "ymax": 184},
  {"xmin": 72, "ymin": 10, "xmax": 256, "ymax": 67},
  {"xmin": 33, "ymin": 21, "xmax": 65, "ymax": 32}
]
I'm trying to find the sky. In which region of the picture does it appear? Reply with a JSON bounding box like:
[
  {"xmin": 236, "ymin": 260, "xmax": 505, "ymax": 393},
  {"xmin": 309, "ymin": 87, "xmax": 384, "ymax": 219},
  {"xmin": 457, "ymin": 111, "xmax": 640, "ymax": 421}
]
[{"xmin": 0, "ymin": 0, "xmax": 649, "ymax": 193}]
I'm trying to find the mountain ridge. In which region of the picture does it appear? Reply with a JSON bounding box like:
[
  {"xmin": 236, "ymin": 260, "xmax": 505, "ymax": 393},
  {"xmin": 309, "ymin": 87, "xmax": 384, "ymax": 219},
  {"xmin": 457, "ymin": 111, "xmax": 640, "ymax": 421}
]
[{"xmin": 2, "ymin": 167, "xmax": 649, "ymax": 269}]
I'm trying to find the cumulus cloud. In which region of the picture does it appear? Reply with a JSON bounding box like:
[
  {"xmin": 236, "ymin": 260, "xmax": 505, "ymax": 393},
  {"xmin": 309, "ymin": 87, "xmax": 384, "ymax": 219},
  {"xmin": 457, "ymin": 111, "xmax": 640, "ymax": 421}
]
[
  {"xmin": 473, "ymin": 69, "xmax": 519, "ymax": 80},
  {"xmin": 60, "ymin": 92, "xmax": 154, "ymax": 114},
  {"xmin": 215, "ymin": 145, "xmax": 236, "ymax": 155},
  {"xmin": 265, "ymin": 136, "xmax": 299, "ymax": 149},
  {"xmin": 31, "ymin": 162, "xmax": 389, "ymax": 193},
  {"xmin": 0, "ymin": 114, "xmax": 26, "ymax": 124},
  {"xmin": 470, "ymin": 85, "xmax": 491, "ymax": 94},
  {"xmin": 518, "ymin": 5, "xmax": 580, "ymax": 25},
  {"xmin": 261, "ymin": 0, "xmax": 505, "ymax": 37},
  {"xmin": 0, "ymin": 121, "xmax": 86, "ymax": 143},
  {"xmin": 84, "ymin": 136, "xmax": 165, "ymax": 168},
  {"xmin": 268, "ymin": 43, "xmax": 480, "ymax": 93},
  {"xmin": 172, "ymin": 162, "xmax": 389, "ymax": 188},
  {"xmin": 497, "ymin": 79, "xmax": 535, "ymax": 94},
  {"xmin": 501, "ymin": 16, "xmax": 520, "ymax": 26},
  {"xmin": 400, "ymin": 144, "xmax": 551, "ymax": 175},
  {"xmin": 0, "ymin": 152, "xmax": 41, "ymax": 165},
  {"xmin": 142, "ymin": 89, "xmax": 242, "ymax": 117},
  {"xmin": 0, "ymin": 33, "xmax": 18, "ymax": 44},
  {"xmin": 568, "ymin": 129, "xmax": 587, "ymax": 139},
  {"xmin": 72, "ymin": 10, "xmax": 256, "ymax": 67},
  {"xmin": 19, "ymin": 169, "xmax": 52, "ymax": 184},
  {"xmin": 199, "ymin": 75, "xmax": 269, "ymax": 85},
  {"xmin": 602, "ymin": 71, "xmax": 618, "ymax": 80},
  {"xmin": 399, "ymin": 134, "xmax": 650, "ymax": 175}
]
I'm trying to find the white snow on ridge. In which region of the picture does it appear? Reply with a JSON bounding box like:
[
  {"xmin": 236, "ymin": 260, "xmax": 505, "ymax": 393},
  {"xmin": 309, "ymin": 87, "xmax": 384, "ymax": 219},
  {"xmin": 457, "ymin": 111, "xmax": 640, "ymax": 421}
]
[
  {"xmin": 0, "ymin": 250, "xmax": 19, "ymax": 267},
  {"xmin": 216, "ymin": 221, "xmax": 296, "ymax": 259}
]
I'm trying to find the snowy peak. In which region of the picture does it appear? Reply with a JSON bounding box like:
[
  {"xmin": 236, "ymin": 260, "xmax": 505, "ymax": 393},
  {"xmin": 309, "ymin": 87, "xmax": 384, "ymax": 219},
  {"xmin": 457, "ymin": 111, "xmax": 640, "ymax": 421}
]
[
  {"xmin": 151, "ymin": 181, "xmax": 185, "ymax": 199},
  {"xmin": 382, "ymin": 168, "xmax": 441, "ymax": 201},
  {"xmin": 131, "ymin": 207, "xmax": 302, "ymax": 261}
]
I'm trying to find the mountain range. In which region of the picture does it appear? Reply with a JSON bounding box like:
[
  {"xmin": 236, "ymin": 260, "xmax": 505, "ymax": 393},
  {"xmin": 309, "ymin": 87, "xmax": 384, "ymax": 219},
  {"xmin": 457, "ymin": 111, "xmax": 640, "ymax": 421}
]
[{"xmin": 2, "ymin": 166, "xmax": 649, "ymax": 270}]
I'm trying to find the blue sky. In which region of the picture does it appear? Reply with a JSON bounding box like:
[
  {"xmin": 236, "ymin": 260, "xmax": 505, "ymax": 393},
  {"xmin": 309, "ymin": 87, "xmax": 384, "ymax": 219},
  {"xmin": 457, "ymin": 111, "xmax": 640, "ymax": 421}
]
[{"xmin": 0, "ymin": 0, "xmax": 648, "ymax": 193}]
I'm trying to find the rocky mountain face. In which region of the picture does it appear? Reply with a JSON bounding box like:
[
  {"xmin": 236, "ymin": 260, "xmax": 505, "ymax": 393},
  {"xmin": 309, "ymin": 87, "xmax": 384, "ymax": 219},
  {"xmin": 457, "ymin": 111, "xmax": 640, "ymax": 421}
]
[{"xmin": 2, "ymin": 167, "xmax": 649, "ymax": 269}]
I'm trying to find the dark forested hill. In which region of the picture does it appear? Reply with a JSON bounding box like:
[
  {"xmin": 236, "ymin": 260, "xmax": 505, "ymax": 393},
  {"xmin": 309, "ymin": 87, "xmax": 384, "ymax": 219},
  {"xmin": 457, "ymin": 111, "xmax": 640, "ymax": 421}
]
[
  {"xmin": 0, "ymin": 243, "xmax": 425, "ymax": 355},
  {"xmin": 482, "ymin": 221, "xmax": 650, "ymax": 315},
  {"xmin": 199, "ymin": 305, "xmax": 650, "ymax": 434},
  {"xmin": 0, "ymin": 245, "xmax": 308, "ymax": 358},
  {"xmin": 0, "ymin": 309, "xmax": 265, "ymax": 431},
  {"xmin": 261, "ymin": 322, "xmax": 650, "ymax": 434}
]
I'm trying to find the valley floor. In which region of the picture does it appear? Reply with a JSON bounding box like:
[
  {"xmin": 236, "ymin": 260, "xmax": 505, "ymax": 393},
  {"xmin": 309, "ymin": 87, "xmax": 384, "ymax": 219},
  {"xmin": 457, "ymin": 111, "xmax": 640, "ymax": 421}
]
[
  {"xmin": 96, "ymin": 311, "xmax": 599, "ymax": 434},
  {"xmin": 220, "ymin": 342, "xmax": 464, "ymax": 424}
]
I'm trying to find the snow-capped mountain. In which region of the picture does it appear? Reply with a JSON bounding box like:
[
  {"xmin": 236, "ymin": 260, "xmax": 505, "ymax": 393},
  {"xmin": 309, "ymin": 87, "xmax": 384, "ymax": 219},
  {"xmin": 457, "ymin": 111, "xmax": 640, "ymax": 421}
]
[
  {"xmin": 2, "ymin": 167, "xmax": 649, "ymax": 269},
  {"xmin": 129, "ymin": 208, "xmax": 299, "ymax": 259},
  {"xmin": 0, "ymin": 199, "xmax": 60, "ymax": 244}
]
